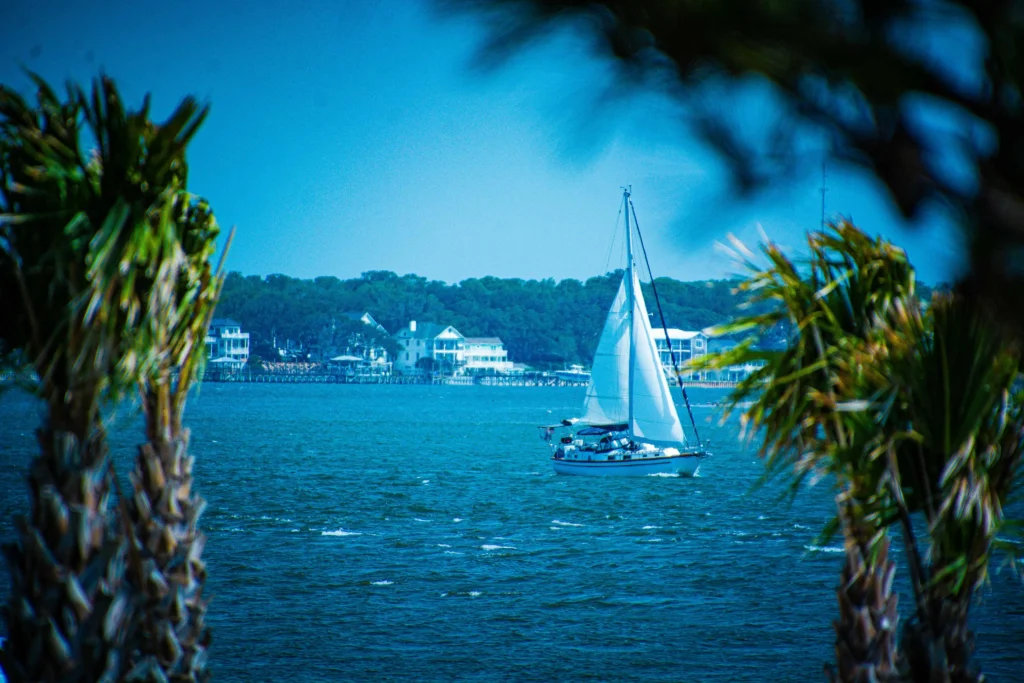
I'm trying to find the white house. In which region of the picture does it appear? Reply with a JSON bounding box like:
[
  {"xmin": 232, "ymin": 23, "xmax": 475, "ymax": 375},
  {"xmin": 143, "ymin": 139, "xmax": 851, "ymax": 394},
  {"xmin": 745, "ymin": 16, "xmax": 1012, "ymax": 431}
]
[
  {"xmin": 338, "ymin": 311, "xmax": 390, "ymax": 364},
  {"xmin": 650, "ymin": 329, "xmax": 766, "ymax": 382},
  {"xmin": 393, "ymin": 321, "xmax": 466, "ymax": 375},
  {"xmin": 328, "ymin": 311, "xmax": 392, "ymax": 377},
  {"xmin": 463, "ymin": 337, "xmax": 513, "ymax": 374},
  {"xmin": 650, "ymin": 328, "xmax": 708, "ymax": 380},
  {"xmin": 206, "ymin": 318, "xmax": 250, "ymax": 370}
]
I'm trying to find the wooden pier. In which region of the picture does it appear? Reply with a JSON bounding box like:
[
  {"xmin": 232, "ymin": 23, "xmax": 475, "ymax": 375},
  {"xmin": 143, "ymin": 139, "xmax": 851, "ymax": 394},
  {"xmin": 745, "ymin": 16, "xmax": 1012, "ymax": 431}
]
[
  {"xmin": 203, "ymin": 370, "xmax": 593, "ymax": 387},
  {"xmin": 200, "ymin": 370, "xmax": 734, "ymax": 389}
]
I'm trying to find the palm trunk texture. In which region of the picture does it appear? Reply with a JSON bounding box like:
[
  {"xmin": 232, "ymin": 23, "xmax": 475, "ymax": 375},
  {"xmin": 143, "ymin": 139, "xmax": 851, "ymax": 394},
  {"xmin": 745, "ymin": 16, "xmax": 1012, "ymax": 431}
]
[
  {"xmin": 123, "ymin": 390, "xmax": 210, "ymax": 682},
  {"xmin": 829, "ymin": 508, "xmax": 900, "ymax": 683},
  {"xmin": 1, "ymin": 427, "xmax": 130, "ymax": 682}
]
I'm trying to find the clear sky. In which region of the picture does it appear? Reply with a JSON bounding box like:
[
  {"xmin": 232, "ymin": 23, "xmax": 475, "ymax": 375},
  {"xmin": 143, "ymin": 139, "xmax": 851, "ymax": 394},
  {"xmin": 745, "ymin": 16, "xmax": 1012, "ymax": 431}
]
[{"xmin": 0, "ymin": 0, "xmax": 966, "ymax": 285}]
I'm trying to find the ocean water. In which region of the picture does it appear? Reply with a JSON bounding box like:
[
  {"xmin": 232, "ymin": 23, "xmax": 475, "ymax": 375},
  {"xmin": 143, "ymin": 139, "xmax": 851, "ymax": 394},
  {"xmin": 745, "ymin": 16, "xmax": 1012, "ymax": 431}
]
[{"xmin": 1, "ymin": 384, "xmax": 1022, "ymax": 682}]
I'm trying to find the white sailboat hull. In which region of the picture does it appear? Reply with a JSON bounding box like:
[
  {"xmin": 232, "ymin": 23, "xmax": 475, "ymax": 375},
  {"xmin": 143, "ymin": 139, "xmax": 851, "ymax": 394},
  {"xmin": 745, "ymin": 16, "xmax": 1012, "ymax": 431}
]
[{"xmin": 551, "ymin": 452, "xmax": 703, "ymax": 477}]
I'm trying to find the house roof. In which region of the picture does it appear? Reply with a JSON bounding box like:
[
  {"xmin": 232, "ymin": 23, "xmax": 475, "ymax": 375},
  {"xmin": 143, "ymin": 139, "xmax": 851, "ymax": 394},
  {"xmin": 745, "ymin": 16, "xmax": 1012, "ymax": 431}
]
[
  {"xmin": 464, "ymin": 337, "xmax": 503, "ymax": 345},
  {"xmin": 342, "ymin": 311, "xmax": 386, "ymax": 333},
  {"xmin": 210, "ymin": 318, "xmax": 241, "ymax": 328},
  {"xmin": 395, "ymin": 322, "xmax": 461, "ymax": 340},
  {"xmin": 650, "ymin": 328, "xmax": 704, "ymax": 340}
]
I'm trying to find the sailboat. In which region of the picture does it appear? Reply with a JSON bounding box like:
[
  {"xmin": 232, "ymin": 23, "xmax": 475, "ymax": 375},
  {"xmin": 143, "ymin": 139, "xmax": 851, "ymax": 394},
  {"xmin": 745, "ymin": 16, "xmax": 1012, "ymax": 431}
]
[{"xmin": 543, "ymin": 188, "xmax": 709, "ymax": 477}]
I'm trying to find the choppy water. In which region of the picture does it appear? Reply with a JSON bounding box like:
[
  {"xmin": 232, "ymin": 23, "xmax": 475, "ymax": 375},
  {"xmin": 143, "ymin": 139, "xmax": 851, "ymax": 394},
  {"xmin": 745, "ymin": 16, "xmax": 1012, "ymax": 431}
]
[{"xmin": 1, "ymin": 384, "xmax": 1022, "ymax": 681}]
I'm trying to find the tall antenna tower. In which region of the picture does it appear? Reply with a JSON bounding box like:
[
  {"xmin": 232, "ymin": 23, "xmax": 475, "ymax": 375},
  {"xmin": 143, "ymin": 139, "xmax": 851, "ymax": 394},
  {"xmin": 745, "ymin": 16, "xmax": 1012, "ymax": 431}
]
[{"xmin": 820, "ymin": 161, "xmax": 828, "ymax": 228}]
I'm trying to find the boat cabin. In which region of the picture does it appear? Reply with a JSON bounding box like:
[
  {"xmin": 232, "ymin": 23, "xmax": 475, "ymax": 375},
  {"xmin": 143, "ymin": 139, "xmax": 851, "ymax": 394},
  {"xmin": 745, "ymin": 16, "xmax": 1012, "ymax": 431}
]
[{"xmin": 542, "ymin": 423, "xmax": 672, "ymax": 462}]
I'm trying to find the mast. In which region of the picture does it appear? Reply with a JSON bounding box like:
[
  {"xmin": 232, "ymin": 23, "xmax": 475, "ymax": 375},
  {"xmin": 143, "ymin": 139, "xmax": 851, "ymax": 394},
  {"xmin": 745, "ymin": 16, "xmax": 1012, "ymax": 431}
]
[{"xmin": 624, "ymin": 186, "xmax": 635, "ymax": 433}]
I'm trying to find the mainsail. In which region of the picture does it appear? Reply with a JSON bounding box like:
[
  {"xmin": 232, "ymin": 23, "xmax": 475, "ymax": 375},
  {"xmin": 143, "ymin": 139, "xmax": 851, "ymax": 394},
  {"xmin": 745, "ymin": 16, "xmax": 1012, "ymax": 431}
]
[{"xmin": 581, "ymin": 270, "xmax": 686, "ymax": 446}]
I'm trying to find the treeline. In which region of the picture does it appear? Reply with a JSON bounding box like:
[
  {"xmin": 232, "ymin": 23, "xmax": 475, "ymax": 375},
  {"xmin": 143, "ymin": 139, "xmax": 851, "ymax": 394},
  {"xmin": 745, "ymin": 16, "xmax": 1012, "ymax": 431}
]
[{"xmin": 214, "ymin": 270, "xmax": 751, "ymax": 366}]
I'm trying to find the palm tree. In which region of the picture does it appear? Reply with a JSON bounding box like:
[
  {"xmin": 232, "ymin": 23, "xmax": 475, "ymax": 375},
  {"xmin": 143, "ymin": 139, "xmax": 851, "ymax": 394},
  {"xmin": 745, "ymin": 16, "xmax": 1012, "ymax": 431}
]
[
  {"xmin": 116, "ymin": 192, "xmax": 229, "ymax": 681},
  {"xmin": 867, "ymin": 292, "xmax": 1023, "ymax": 682},
  {"xmin": 698, "ymin": 221, "xmax": 1023, "ymax": 681},
  {"xmin": 695, "ymin": 221, "xmax": 911, "ymax": 681},
  {"xmin": 0, "ymin": 75, "xmax": 215, "ymax": 681},
  {"xmin": 1, "ymin": 75, "xmax": 136, "ymax": 683}
]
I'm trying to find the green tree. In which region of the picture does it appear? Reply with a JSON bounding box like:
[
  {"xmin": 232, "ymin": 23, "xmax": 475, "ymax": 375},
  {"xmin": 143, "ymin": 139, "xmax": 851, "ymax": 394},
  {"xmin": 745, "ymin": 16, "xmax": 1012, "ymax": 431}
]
[{"xmin": 120, "ymin": 191, "xmax": 226, "ymax": 681}]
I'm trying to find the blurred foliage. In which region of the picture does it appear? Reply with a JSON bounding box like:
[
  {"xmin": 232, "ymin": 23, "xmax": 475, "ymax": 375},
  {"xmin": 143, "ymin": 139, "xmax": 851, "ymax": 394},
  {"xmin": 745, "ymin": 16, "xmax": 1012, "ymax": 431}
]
[
  {"xmin": 450, "ymin": 0, "xmax": 1024, "ymax": 335},
  {"xmin": 214, "ymin": 269, "xmax": 764, "ymax": 366}
]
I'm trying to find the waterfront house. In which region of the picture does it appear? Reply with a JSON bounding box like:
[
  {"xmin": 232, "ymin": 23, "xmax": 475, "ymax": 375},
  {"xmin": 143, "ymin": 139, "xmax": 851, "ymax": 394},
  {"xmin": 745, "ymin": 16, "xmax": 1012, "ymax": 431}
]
[
  {"xmin": 338, "ymin": 311, "xmax": 391, "ymax": 366},
  {"xmin": 651, "ymin": 328, "xmax": 708, "ymax": 380},
  {"xmin": 206, "ymin": 318, "xmax": 250, "ymax": 370},
  {"xmin": 463, "ymin": 337, "xmax": 513, "ymax": 374},
  {"xmin": 393, "ymin": 321, "xmax": 466, "ymax": 375}
]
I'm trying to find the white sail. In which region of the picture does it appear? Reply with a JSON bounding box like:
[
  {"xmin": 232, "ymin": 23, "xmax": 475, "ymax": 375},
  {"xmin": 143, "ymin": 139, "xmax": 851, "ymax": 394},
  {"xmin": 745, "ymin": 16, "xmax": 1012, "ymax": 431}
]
[
  {"xmin": 581, "ymin": 277, "xmax": 631, "ymax": 426},
  {"xmin": 581, "ymin": 272, "xmax": 686, "ymax": 447},
  {"xmin": 628, "ymin": 272, "xmax": 685, "ymax": 446}
]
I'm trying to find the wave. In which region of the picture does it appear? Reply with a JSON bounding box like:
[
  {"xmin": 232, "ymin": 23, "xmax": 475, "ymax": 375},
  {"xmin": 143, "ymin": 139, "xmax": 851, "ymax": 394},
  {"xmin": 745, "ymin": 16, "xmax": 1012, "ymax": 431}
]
[
  {"xmin": 646, "ymin": 472, "xmax": 679, "ymax": 478},
  {"xmin": 322, "ymin": 529, "xmax": 361, "ymax": 537},
  {"xmin": 551, "ymin": 520, "xmax": 584, "ymax": 527},
  {"xmin": 452, "ymin": 518, "xmax": 464, "ymax": 523},
  {"xmin": 370, "ymin": 580, "xmax": 393, "ymax": 586},
  {"xmin": 413, "ymin": 518, "xmax": 431, "ymax": 523},
  {"xmin": 258, "ymin": 515, "xmax": 294, "ymax": 523},
  {"xmin": 804, "ymin": 545, "xmax": 844, "ymax": 554},
  {"xmin": 642, "ymin": 525, "xmax": 660, "ymax": 530},
  {"xmin": 793, "ymin": 523, "xmax": 812, "ymax": 530},
  {"xmin": 481, "ymin": 544, "xmax": 515, "ymax": 551}
]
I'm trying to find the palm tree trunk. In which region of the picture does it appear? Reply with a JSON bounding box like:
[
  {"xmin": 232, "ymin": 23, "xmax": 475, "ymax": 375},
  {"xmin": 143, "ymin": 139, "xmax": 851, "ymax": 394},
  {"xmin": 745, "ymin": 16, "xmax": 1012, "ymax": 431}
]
[
  {"xmin": 1, "ymin": 426, "xmax": 130, "ymax": 682},
  {"xmin": 122, "ymin": 390, "xmax": 210, "ymax": 682},
  {"xmin": 828, "ymin": 498, "xmax": 900, "ymax": 683}
]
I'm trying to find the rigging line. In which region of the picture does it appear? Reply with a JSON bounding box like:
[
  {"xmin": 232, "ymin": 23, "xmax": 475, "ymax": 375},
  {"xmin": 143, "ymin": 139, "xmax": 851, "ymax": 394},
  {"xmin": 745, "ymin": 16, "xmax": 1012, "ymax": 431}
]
[
  {"xmin": 628, "ymin": 199, "xmax": 702, "ymax": 446},
  {"xmin": 601, "ymin": 204, "xmax": 624, "ymax": 276}
]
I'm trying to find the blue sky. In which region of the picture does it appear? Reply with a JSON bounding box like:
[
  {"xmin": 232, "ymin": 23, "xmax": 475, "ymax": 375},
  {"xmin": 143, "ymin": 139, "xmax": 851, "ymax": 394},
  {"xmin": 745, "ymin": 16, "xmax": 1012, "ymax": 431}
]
[{"xmin": 0, "ymin": 0, "xmax": 966, "ymax": 285}]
